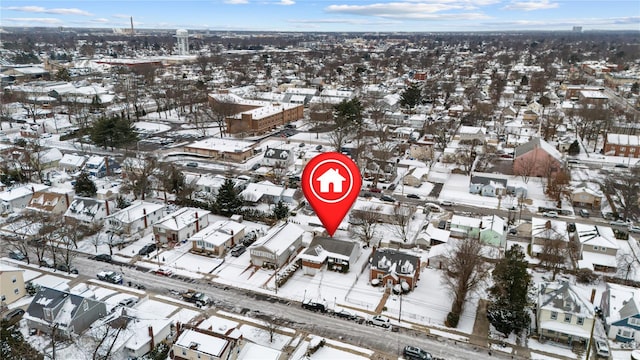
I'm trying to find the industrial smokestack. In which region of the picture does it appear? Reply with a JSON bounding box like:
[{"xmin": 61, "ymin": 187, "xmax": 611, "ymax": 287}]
[{"xmin": 130, "ymin": 17, "xmax": 134, "ymax": 35}]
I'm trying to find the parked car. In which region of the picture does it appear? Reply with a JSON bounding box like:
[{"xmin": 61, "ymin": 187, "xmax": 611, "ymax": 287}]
[
  {"xmin": 186, "ymin": 162, "xmax": 199, "ymax": 167},
  {"xmin": 94, "ymin": 254, "xmax": 112, "ymax": 262},
  {"xmin": 230, "ymin": 245, "xmax": 246, "ymax": 257},
  {"xmin": 629, "ymin": 225, "xmax": 640, "ymax": 234},
  {"xmin": 437, "ymin": 220, "xmax": 448, "ymax": 230},
  {"xmin": 138, "ymin": 243, "xmax": 157, "ymax": 256},
  {"xmin": 315, "ymin": 144, "xmax": 323, "ymax": 151},
  {"xmin": 439, "ymin": 200, "xmax": 454, "ymax": 206},
  {"xmin": 594, "ymin": 339, "xmax": 610, "ymax": 358},
  {"xmin": 367, "ymin": 315, "xmax": 391, "ymax": 328},
  {"xmin": 118, "ymin": 297, "xmax": 138, "ymax": 308},
  {"xmin": 298, "ymin": 142, "xmax": 305, "ymax": 147},
  {"xmin": 334, "ymin": 309, "xmax": 356, "ymax": 320},
  {"xmin": 508, "ymin": 228, "xmax": 518, "ymax": 235},
  {"xmin": 56, "ymin": 264, "xmax": 79, "ymax": 274},
  {"xmin": 369, "ymin": 187, "xmax": 382, "ymax": 193},
  {"xmin": 97, "ymin": 271, "xmax": 123, "ymax": 284},
  {"xmin": 39, "ymin": 258, "xmax": 54, "ymax": 268},
  {"xmin": 301, "ymin": 300, "xmax": 326, "ymax": 313},
  {"xmin": 542, "ymin": 211, "xmax": 559, "ymax": 218},
  {"xmin": 610, "ymin": 219, "xmax": 632, "ymax": 227},
  {"xmin": 579, "ymin": 209, "xmax": 590, "ymax": 218},
  {"xmin": 2, "ymin": 308, "xmax": 25, "ymax": 326},
  {"xmin": 403, "ymin": 346, "xmax": 432, "ymax": 360},
  {"xmin": 406, "ymin": 194, "xmax": 421, "ymax": 199},
  {"xmin": 387, "ymin": 183, "xmax": 397, "ymax": 191},
  {"xmin": 251, "ymin": 163, "xmax": 261, "ymax": 171},
  {"xmin": 8, "ymin": 250, "xmax": 26, "ymax": 261},
  {"xmin": 155, "ymin": 267, "xmax": 173, "ymax": 276},
  {"xmin": 615, "ymin": 164, "xmax": 629, "ymax": 168},
  {"xmin": 380, "ymin": 195, "xmax": 395, "ymax": 202}
]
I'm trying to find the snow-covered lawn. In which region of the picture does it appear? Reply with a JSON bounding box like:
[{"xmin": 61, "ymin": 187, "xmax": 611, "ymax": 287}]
[
  {"xmin": 528, "ymin": 338, "xmax": 584, "ymax": 360},
  {"xmin": 239, "ymin": 324, "xmax": 292, "ymax": 351},
  {"xmin": 133, "ymin": 121, "xmax": 171, "ymax": 134},
  {"xmin": 134, "ymin": 298, "xmax": 178, "ymax": 318},
  {"xmin": 309, "ymin": 343, "xmax": 371, "ymax": 360},
  {"xmin": 169, "ymin": 308, "xmax": 201, "ymax": 325}
]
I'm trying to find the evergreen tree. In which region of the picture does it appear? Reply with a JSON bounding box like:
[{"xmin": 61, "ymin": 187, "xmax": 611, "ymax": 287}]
[
  {"xmin": 90, "ymin": 116, "xmax": 138, "ymax": 150},
  {"xmin": 55, "ymin": 67, "xmax": 71, "ymax": 82},
  {"xmin": 400, "ymin": 82, "xmax": 422, "ymax": 113},
  {"xmin": 215, "ymin": 178, "xmax": 243, "ymax": 216},
  {"xmin": 487, "ymin": 244, "xmax": 531, "ymax": 336},
  {"xmin": 333, "ymin": 98, "xmax": 363, "ymax": 130},
  {"xmin": 568, "ymin": 140, "xmax": 581, "ymax": 155},
  {"xmin": 272, "ymin": 200, "xmax": 289, "ymax": 220},
  {"xmin": 1, "ymin": 320, "xmax": 44, "ymax": 360},
  {"xmin": 74, "ymin": 171, "xmax": 97, "ymax": 197}
]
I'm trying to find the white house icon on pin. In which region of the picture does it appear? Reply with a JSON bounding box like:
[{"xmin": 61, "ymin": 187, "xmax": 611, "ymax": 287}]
[{"xmin": 316, "ymin": 168, "xmax": 346, "ymax": 193}]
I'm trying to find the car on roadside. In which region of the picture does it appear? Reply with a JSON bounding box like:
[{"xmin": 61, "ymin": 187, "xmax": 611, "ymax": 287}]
[
  {"xmin": 403, "ymin": 346, "xmax": 433, "ymax": 360},
  {"xmin": 380, "ymin": 195, "xmax": 395, "ymax": 202},
  {"xmin": 542, "ymin": 211, "xmax": 559, "ymax": 218},
  {"xmin": 629, "ymin": 225, "xmax": 640, "ymax": 234},
  {"xmin": 367, "ymin": 315, "xmax": 391, "ymax": 328},
  {"xmin": 595, "ymin": 339, "xmax": 610, "ymax": 358},
  {"xmin": 406, "ymin": 194, "xmax": 421, "ymax": 199},
  {"xmin": 94, "ymin": 254, "xmax": 112, "ymax": 262},
  {"xmin": 186, "ymin": 162, "xmax": 199, "ymax": 167},
  {"xmin": 439, "ymin": 200, "xmax": 454, "ymax": 206},
  {"xmin": 155, "ymin": 267, "xmax": 173, "ymax": 276},
  {"xmin": 301, "ymin": 300, "xmax": 327, "ymax": 313},
  {"xmin": 298, "ymin": 142, "xmax": 305, "ymax": 148},
  {"xmin": 610, "ymin": 219, "xmax": 632, "ymax": 227},
  {"xmin": 334, "ymin": 309, "xmax": 356, "ymax": 320},
  {"xmin": 56, "ymin": 264, "xmax": 79, "ymax": 274},
  {"xmin": 579, "ymin": 209, "xmax": 590, "ymax": 218},
  {"xmin": 508, "ymin": 228, "xmax": 518, "ymax": 235},
  {"xmin": 97, "ymin": 271, "xmax": 123, "ymax": 284},
  {"xmin": 39, "ymin": 258, "xmax": 54, "ymax": 268},
  {"xmin": 138, "ymin": 243, "xmax": 157, "ymax": 256},
  {"xmin": 8, "ymin": 250, "xmax": 26, "ymax": 261},
  {"xmin": 315, "ymin": 144, "xmax": 323, "ymax": 151},
  {"xmin": 369, "ymin": 187, "xmax": 382, "ymax": 193}
]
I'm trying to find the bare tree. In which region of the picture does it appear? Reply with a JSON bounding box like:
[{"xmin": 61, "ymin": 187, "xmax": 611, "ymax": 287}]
[
  {"xmin": 328, "ymin": 127, "xmax": 351, "ymax": 153},
  {"xmin": 389, "ymin": 203, "xmax": 415, "ymax": 243},
  {"xmin": 538, "ymin": 237, "xmax": 568, "ymax": 281},
  {"xmin": 441, "ymin": 238, "xmax": 490, "ymax": 327},
  {"xmin": 617, "ymin": 254, "xmax": 638, "ymax": 283},
  {"xmin": 202, "ymin": 93, "xmax": 238, "ymax": 138},
  {"xmin": 455, "ymin": 146, "xmax": 476, "ymax": 175},
  {"xmin": 514, "ymin": 155, "xmax": 536, "ymax": 184},
  {"xmin": 120, "ymin": 155, "xmax": 159, "ymax": 201},
  {"xmin": 350, "ymin": 205, "xmax": 381, "ymax": 247}
]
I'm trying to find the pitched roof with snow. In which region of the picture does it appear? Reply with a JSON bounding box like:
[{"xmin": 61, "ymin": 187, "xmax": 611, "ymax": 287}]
[
  {"xmin": 514, "ymin": 137, "xmax": 563, "ymax": 162},
  {"xmin": 154, "ymin": 207, "xmax": 210, "ymax": 231},
  {"xmin": 603, "ymin": 283, "xmax": 640, "ymax": 324},
  {"xmin": 538, "ymin": 281, "xmax": 594, "ymax": 318},
  {"xmin": 190, "ymin": 220, "xmax": 246, "ymax": 247},
  {"xmin": 250, "ymin": 222, "xmax": 304, "ymax": 256},
  {"xmin": 300, "ymin": 236, "xmax": 357, "ymax": 262},
  {"xmin": 370, "ymin": 248, "xmax": 420, "ymax": 276},
  {"xmin": 575, "ymin": 223, "xmax": 619, "ymax": 249}
]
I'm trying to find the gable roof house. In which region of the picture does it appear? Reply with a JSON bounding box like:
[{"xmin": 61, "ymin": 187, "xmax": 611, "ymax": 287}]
[
  {"xmin": 600, "ymin": 283, "xmax": 640, "ymax": 343},
  {"xmin": 370, "ymin": 248, "xmax": 421, "ymax": 292},
  {"xmin": 575, "ymin": 223, "xmax": 619, "ymax": 272},
  {"xmin": 84, "ymin": 156, "xmax": 120, "ymax": 178},
  {"xmin": 105, "ymin": 200, "xmax": 165, "ymax": 235},
  {"xmin": 0, "ymin": 264, "xmax": 26, "ymax": 307},
  {"xmin": 262, "ymin": 147, "xmax": 294, "ymax": 168},
  {"xmin": 35, "ymin": 148, "xmax": 63, "ymax": 170},
  {"xmin": 249, "ymin": 222, "xmax": 304, "ymax": 269},
  {"xmin": 153, "ymin": 207, "xmax": 211, "ymax": 245},
  {"xmin": 25, "ymin": 287, "xmax": 107, "ymax": 337},
  {"xmin": 530, "ymin": 217, "xmax": 569, "ymax": 258},
  {"xmin": 536, "ymin": 282, "xmax": 595, "ymax": 348},
  {"xmin": 479, "ymin": 215, "xmax": 506, "ymax": 248},
  {"xmin": 570, "ymin": 186, "xmax": 603, "ymax": 209},
  {"xmin": 240, "ymin": 181, "xmax": 295, "ymax": 205},
  {"xmin": 513, "ymin": 137, "xmax": 563, "ymax": 178},
  {"xmin": 58, "ymin": 153, "xmax": 87, "ymax": 172},
  {"xmin": 469, "ymin": 175, "xmax": 507, "ymax": 198},
  {"xmin": 190, "ymin": 219, "xmax": 246, "ymax": 257},
  {"xmin": 64, "ymin": 197, "xmax": 115, "ymax": 227},
  {"xmin": 0, "ymin": 183, "xmax": 49, "ymax": 214},
  {"xmin": 172, "ymin": 326, "xmax": 240, "ymax": 360},
  {"xmin": 25, "ymin": 189, "xmax": 72, "ymax": 216},
  {"xmin": 457, "ymin": 126, "xmax": 487, "ymax": 143},
  {"xmin": 299, "ymin": 237, "xmax": 360, "ymax": 276}
]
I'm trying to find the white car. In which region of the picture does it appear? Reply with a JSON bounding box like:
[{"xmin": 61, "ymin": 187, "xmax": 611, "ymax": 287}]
[
  {"xmin": 542, "ymin": 211, "xmax": 559, "ymax": 218},
  {"xmin": 610, "ymin": 219, "xmax": 631, "ymax": 227},
  {"xmin": 628, "ymin": 225, "xmax": 640, "ymax": 233},
  {"xmin": 439, "ymin": 200, "xmax": 454, "ymax": 206},
  {"xmin": 367, "ymin": 315, "xmax": 391, "ymax": 328}
]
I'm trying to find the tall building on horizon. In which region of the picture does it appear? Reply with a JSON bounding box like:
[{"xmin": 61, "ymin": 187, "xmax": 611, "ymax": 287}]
[
  {"xmin": 572, "ymin": 26, "xmax": 583, "ymax": 32},
  {"xmin": 176, "ymin": 29, "xmax": 189, "ymax": 56}
]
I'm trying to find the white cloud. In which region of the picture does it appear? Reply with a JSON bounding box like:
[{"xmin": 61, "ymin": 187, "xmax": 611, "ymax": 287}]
[
  {"xmin": 502, "ymin": 0, "xmax": 559, "ymax": 11},
  {"xmin": 112, "ymin": 14, "xmax": 131, "ymax": 19},
  {"xmin": 4, "ymin": 6, "xmax": 92, "ymax": 16},
  {"xmin": 289, "ymin": 18, "xmax": 401, "ymax": 26},
  {"xmin": 92, "ymin": 18, "xmax": 110, "ymax": 23},
  {"xmin": 325, "ymin": 2, "xmax": 491, "ymax": 20},
  {"xmin": 224, "ymin": 0, "xmax": 249, "ymax": 4},
  {"xmin": 3, "ymin": 17, "xmax": 63, "ymax": 24},
  {"xmin": 277, "ymin": 0, "xmax": 296, "ymax": 5},
  {"xmin": 484, "ymin": 16, "xmax": 640, "ymax": 27}
]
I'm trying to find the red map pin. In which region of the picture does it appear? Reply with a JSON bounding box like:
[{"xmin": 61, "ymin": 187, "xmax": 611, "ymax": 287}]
[{"xmin": 302, "ymin": 152, "xmax": 362, "ymax": 237}]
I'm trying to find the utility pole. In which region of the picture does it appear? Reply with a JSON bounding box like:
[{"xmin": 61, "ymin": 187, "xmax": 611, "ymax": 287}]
[{"xmin": 585, "ymin": 315, "xmax": 596, "ymax": 360}]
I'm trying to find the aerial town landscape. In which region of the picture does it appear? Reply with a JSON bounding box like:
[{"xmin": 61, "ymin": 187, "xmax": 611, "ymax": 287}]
[{"xmin": 1, "ymin": 2, "xmax": 640, "ymax": 360}]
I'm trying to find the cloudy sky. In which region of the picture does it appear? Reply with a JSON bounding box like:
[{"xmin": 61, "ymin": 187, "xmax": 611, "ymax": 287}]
[{"xmin": 1, "ymin": 1, "xmax": 639, "ymax": 32}]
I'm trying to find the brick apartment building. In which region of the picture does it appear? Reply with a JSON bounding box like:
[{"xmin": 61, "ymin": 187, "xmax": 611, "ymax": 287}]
[{"xmin": 604, "ymin": 134, "xmax": 640, "ymax": 158}]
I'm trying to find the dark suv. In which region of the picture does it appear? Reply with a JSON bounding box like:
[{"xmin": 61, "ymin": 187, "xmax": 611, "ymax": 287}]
[
  {"xmin": 2, "ymin": 308, "xmax": 25, "ymax": 326},
  {"xmin": 138, "ymin": 243, "xmax": 157, "ymax": 256},
  {"xmin": 301, "ymin": 300, "xmax": 326, "ymax": 313},
  {"xmin": 403, "ymin": 346, "xmax": 432, "ymax": 360}
]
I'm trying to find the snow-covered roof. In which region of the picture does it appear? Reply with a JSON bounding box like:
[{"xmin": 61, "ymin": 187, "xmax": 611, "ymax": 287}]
[
  {"xmin": 531, "ymin": 217, "xmax": 569, "ymax": 241},
  {"xmin": 0, "ymin": 183, "xmax": 49, "ymax": 202},
  {"xmin": 107, "ymin": 200, "xmax": 165, "ymax": 224},
  {"xmin": 603, "ymin": 283, "xmax": 640, "ymax": 324},
  {"xmin": 187, "ymin": 137, "xmax": 254, "ymax": 152},
  {"xmin": 450, "ymin": 214, "xmax": 482, "ymax": 229},
  {"xmin": 237, "ymin": 342, "xmax": 281, "ymax": 360},
  {"xmin": 575, "ymin": 223, "xmax": 619, "ymax": 249},
  {"xmin": 538, "ymin": 282, "xmax": 594, "ymax": 318},
  {"xmin": 59, "ymin": 154, "xmax": 87, "ymax": 168},
  {"xmin": 190, "ymin": 220, "xmax": 246, "ymax": 247},
  {"xmin": 155, "ymin": 207, "xmax": 210, "ymax": 231},
  {"xmin": 250, "ymin": 222, "xmax": 304, "ymax": 256},
  {"xmin": 174, "ymin": 329, "xmax": 228, "ymax": 357},
  {"xmin": 240, "ymin": 181, "xmax": 284, "ymax": 202},
  {"xmin": 606, "ymin": 133, "xmax": 639, "ymax": 147}
]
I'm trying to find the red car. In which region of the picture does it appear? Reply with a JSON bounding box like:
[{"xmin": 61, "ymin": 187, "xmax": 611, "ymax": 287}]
[
  {"xmin": 369, "ymin": 187, "xmax": 382, "ymax": 193},
  {"xmin": 155, "ymin": 267, "xmax": 173, "ymax": 276}
]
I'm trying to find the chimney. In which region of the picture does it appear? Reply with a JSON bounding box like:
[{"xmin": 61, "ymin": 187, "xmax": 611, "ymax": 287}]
[
  {"xmin": 176, "ymin": 322, "xmax": 181, "ymax": 336},
  {"xmin": 64, "ymin": 193, "xmax": 70, "ymax": 209},
  {"xmin": 105, "ymin": 200, "xmax": 110, "ymax": 216},
  {"xmin": 148, "ymin": 326, "xmax": 154, "ymax": 351},
  {"xmin": 143, "ymin": 208, "xmax": 148, "ymax": 228},
  {"xmin": 104, "ymin": 157, "xmax": 110, "ymax": 177},
  {"xmin": 590, "ymin": 288, "xmax": 596, "ymax": 304},
  {"xmin": 32, "ymin": 186, "xmax": 35, "ymax": 193},
  {"xmin": 195, "ymin": 212, "xmax": 200, "ymax": 232}
]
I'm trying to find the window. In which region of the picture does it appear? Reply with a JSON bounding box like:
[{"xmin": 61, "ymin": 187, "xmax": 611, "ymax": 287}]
[
  {"xmin": 593, "ymin": 246, "xmax": 599, "ymax": 251},
  {"xmin": 1, "ymin": 295, "xmax": 5, "ymax": 301},
  {"xmin": 601, "ymin": 247, "xmax": 607, "ymax": 252},
  {"xmin": 14, "ymin": 289, "xmax": 19, "ymax": 295},
  {"xmin": 83, "ymin": 302, "xmax": 89, "ymax": 311},
  {"xmin": 12, "ymin": 277, "xmax": 16, "ymax": 283},
  {"xmin": 629, "ymin": 317, "xmax": 640, "ymax": 326},
  {"xmin": 618, "ymin": 329, "xmax": 633, "ymax": 338},
  {"xmin": 577, "ymin": 317, "xmax": 584, "ymax": 325},
  {"xmin": 620, "ymin": 147, "xmax": 626, "ymax": 152},
  {"xmin": 564, "ymin": 314, "xmax": 572, "ymax": 323},
  {"xmin": 551, "ymin": 311, "xmax": 558, "ymax": 320},
  {"xmin": 182, "ymin": 349, "xmax": 186, "ymax": 356}
]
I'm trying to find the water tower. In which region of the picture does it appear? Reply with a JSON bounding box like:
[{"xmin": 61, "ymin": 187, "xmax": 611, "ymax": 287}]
[{"xmin": 176, "ymin": 29, "xmax": 189, "ymax": 55}]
